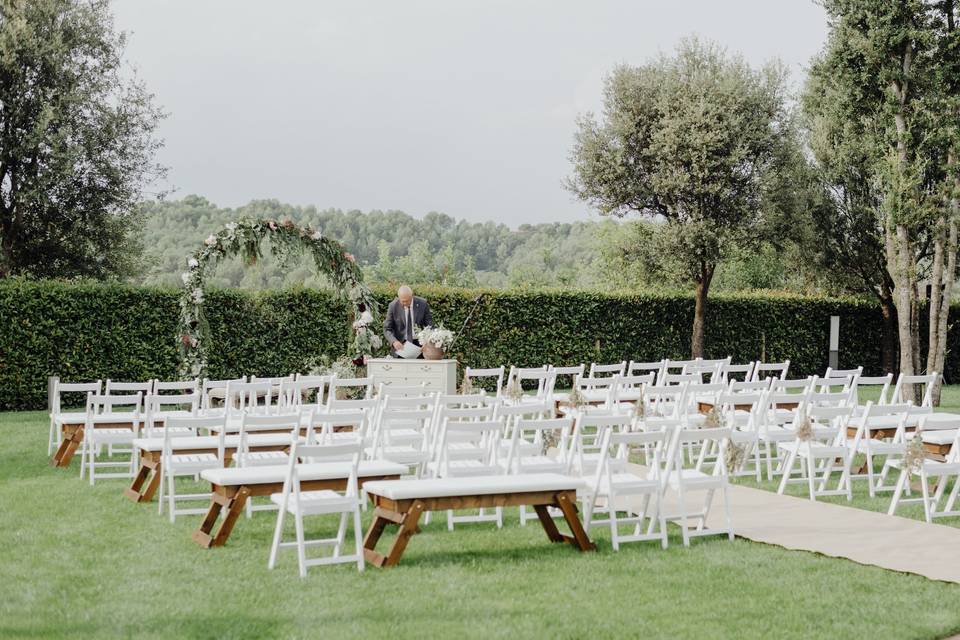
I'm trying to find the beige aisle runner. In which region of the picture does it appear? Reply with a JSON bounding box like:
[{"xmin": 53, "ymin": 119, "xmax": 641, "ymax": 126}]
[{"xmin": 622, "ymin": 463, "xmax": 960, "ymax": 584}]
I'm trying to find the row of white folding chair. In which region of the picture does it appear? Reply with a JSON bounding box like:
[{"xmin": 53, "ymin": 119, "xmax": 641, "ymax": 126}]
[
  {"xmin": 48, "ymin": 378, "xmax": 201, "ymax": 455},
  {"xmin": 574, "ymin": 409, "xmax": 735, "ymax": 549}
]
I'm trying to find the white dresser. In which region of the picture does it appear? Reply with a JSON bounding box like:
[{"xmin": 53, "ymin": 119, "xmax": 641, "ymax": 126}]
[{"xmin": 367, "ymin": 358, "xmax": 458, "ymax": 394}]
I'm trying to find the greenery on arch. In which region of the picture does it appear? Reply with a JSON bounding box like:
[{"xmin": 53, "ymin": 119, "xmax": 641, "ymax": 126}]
[{"xmin": 178, "ymin": 217, "xmax": 381, "ymax": 377}]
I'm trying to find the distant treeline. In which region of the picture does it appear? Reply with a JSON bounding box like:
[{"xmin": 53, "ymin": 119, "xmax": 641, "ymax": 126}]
[{"xmin": 136, "ymin": 196, "xmax": 827, "ymax": 293}]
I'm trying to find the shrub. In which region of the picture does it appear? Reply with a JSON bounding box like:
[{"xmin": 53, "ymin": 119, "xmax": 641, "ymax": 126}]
[{"xmin": 1, "ymin": 279, "xmax": 956, "ymax": 410}]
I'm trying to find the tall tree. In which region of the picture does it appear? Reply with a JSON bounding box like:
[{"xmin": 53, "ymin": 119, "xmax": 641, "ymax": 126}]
[
  {"xmin": 0, "ymin": 0, "xmax": 165, "ymax": 279},
  {"xmin": 803, "ymin": 52, "xmax": 901, "ymax": 373},
  {"xmin": 817, "ymin": 0, "xmax": 960, "ymax": 401},
  {"xmin": 567, "ymin": 38, "xmax": 796, "ymax": 357}
]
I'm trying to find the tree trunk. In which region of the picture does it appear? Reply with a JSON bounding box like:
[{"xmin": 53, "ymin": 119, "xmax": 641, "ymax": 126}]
[
  {"xmin": 932, "ymin": 195, "xmax": 959, "ymax": 404},
  {"xmin": 690, "ymin": 263, "xmax": 715, "ymax": 359},
  {"xmin": 887, "ymin": 60, "xmax": 918, "ymax": 402},
  {"xmin": 879, "ymin": 287, "xmax": 898, "ymax": 374},
  {"xmin": 927, "ymin": 213, "xmax": 946, "ymax": 371}
]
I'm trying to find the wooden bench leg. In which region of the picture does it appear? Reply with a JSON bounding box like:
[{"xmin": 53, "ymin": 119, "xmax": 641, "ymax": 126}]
[
  {"xmin": 212, "ymin": 488, "xmax": 250, "ymax": 547},
  {"xmin": 192, "ymin": 488, "xmax": 249, "ymax": 548},
  {"xmin": 50, "ymin": 428, "xmax": 83, "ymax": 467},
  {"xmin": 123, "ymin": 459, "xmax": 160, "ymax": 503},
  {"xmin": 363, "ymin": 502, "xmax": 425, "ymax": 568},
  {"xmin": 362, "ymin": 513, "xmax": 393, "ymax": 567},
  {"xmin": 555, "ymin": 493, "xmax": 596, "ymax": 552},
  {"xmin": 534, "ymin": 504, "xmax": 566, "ymax": 543},
  {"xmin": 383, "ymin": 501, "xmax": 424, "ymax": 567}
]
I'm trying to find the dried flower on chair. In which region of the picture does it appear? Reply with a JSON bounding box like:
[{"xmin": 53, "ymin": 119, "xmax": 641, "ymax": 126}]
[{"xmin": 903, "ymin": 431, "xmax": 926, "ymax": 473}]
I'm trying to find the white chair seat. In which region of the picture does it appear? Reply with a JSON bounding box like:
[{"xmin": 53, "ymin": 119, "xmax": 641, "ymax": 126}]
[
  {"xmin": 270, "ymin": 490, "xmax": 358, "ymax": 515},
  {"xmin": 89, "ymin": 428, "xmax": 138, "ymax": 443},
  {"xmin": 761, "ymin": 426, "xmax": 796, "ymax": 442},
  {"xmin": 428, "ymin": 460, "xmax": 502, "ymax": 477},
  {"xmin": 499, "ymin": 456, "xmax": 567, "ymax": 474},
  {"xmin": 854, "ymin": 440, "xmax": 904, "ymax": 455},
  {"xmin": 667, "ymin": 469, "xmax": 723, "ymax": 489},
  {"xmin": 242, "ymin": 451, "xmax": 289, "ymax": 465},
  {"xmin": 609, "ymin": 473, "xmax": 659, "ymax": 492},
  {"xmin": 778, "ymin": 441, "xmax": 846, "ymax": 457},
  {"xmin": 167, "ymin": 453, "xmax": 220, "ymax": 471},
  {"xmin": 370, "ymin": 446, "xmax": 430, "ymax": 465}
]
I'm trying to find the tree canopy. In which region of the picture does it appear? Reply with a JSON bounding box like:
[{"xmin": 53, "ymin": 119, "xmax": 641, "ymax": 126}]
[{"xmin": 0, "ymin": 0, "xmax": 165, "ymax": 278}]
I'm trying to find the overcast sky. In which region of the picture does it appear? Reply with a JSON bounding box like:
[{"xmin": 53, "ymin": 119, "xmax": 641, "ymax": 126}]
[{"xmin": 111, "ymin": 0, "xmax": 829, "ymax": 226}]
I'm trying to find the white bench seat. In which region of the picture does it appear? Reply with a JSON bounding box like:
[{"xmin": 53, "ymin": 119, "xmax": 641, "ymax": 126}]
[
  {"xmin": 200, "ymin": 460, "xmax": 407, "ymax": 486},
  {"xmin": 362, "ymin": 473, "xmax": 585, "ymax": 501}
]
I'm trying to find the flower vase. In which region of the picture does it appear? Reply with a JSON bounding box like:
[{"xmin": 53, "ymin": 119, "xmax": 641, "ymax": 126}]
[{"xmin": 422, "ymin": 344, "xmax": 444, "ymax": 360}]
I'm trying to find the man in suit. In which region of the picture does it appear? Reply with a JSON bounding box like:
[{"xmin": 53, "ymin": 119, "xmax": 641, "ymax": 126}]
[{"xmin": 383, "ymin": 285, "xmax": 433, "ymax": 355}]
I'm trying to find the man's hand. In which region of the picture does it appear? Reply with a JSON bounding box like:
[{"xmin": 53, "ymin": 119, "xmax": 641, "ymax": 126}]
[{"xmin": 392, "ymin": 340, "xmax": 403, "ymax": 351}]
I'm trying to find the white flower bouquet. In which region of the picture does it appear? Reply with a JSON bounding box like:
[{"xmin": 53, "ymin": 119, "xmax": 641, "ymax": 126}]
[{"xmin": 416, "ymin": 324, "xmax": 455, "ymax": 359}]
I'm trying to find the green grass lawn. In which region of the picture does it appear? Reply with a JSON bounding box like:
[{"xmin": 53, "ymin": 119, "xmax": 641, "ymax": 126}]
[{"xmin": 3, "ymin": 405, "xmax": 960, "ymax": 639}]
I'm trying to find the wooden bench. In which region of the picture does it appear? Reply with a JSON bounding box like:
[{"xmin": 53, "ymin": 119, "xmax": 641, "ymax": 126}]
[
  {"xmin": 361, "ymin": 473, "xmax": 595, "ymax": 568},
  {"xmin": 123, "ymin": 433, "xmax": 295, "ymax": 503},
  {"xmin": 192, "ymin": 461, "xmax": 407, "ymax": 548}
]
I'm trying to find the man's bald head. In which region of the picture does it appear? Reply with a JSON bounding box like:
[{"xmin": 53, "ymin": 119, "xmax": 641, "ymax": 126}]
[{"xmin": 398, "ymin": 285, "xmax": 413, "ymax": 308}]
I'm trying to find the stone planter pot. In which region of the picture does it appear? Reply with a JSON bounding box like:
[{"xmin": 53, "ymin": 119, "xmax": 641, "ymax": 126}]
[{"xmin": 421, "ymin": 344, "xmax": 444, "ymax": 360}]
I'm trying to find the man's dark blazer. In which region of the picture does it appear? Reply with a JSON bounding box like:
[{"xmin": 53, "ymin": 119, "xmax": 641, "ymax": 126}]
[{"xmin": 383, "ymin": 296, "xmax": 433, "ymax": 349}]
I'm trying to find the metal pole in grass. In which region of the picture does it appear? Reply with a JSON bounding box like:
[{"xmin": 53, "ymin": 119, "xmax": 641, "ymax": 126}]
[{"xmin": 829, "ymin": 316, "xmax": 840, "ymax": 370}]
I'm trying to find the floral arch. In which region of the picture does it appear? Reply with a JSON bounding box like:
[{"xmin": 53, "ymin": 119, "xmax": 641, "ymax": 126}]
[{"xmin": 178, "ymin": 217, "xmax": 380, "ymax": 377}]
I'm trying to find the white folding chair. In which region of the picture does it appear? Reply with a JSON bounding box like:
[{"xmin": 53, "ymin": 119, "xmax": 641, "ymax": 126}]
[
  {"xmin": 720, "ymin": 362, "xmax": 755, "ymax": 383},
  {"xmin": 157, "ymin": 414, "xmax": 227, "ymax": 522},
  {"xmin": 589, "ymin": 361, "xmax": 627, "ymax": 378},
  {"xmin": 324, "ymin": 397, "xmax": 380, "ymax": 447},
  {"xmin": 819, "ymin": 366, "xmax": 863, "ymax": 393},
  {"xmin": 326, "ymin": 376, "xmax": 374, "ymax": 403},
  {"xmin": 845, "ymin": 402, "xmax": 913, "ymax": 496},
  {"xmin": 567, "ymin": 413, "xmax": 633, "ymax": 478},
  {"xmin": 887, "ymin": 415, "xmax": 960, "ymax": 523},
  {"xmin": 278, "ymin": 378, "xmax": 327, "ymax": 410},
  {"xmin": 144, "ymin": 392, "xmax": 199, "ymax": 436},
  {"xmin": 236, "ymin": 411, "xmax": 304, "ymax": 517},
  {"xmin": 776, "ymin": 403, "xmax": 855, "ymax": 501},
  {"xmin": 430, "ymin": 413, "xmax": 505, "ymax": 530},
  {"xmin": 153, "ymin": 379, "xmax": 200, "ymax": 395},
  {"xmin": 225, "ymin": 380, "xmax": 277, "ymax": 417},
  {"xmin": 547, "ymin": 364, "xmax": 586, "ymax": 405},
  {"xmin": 627, "ymin": 360, "xmax": 665, "ymax": 382},
  {"xmin": 48, "ymin": 380, "xmax": 101, "ymax": 455},
  {"xmin": 659, "ymin": 359, "xmax": 699, "ymax": 385},
  {"xmin": 583, "ymin": 427, "xmax": 669, "ymax": 550},
  {"xmin": 505, "ymin": 366, "xmax": 555, "ymax": 404},
  {"xmin": 501, "ymin": 416, "xmax": 574, "ymax": 525},
  {"xmin": 200, "ymin": 376, "xmax": 246, "ymax": 412},
  {"xmin": 852, "ymin": 374, "xmax": 893, "ymax": 408},
  {"xmin": 367, "ymin": 405, "xmax": 435, "ymax": 476},
  {"xmin": 80, "ymin": 392, "xmax": 142, "ymax": 485},
  {"xmin": 268, "ymin": 439, "xmax": 365, "ymax": 576},
  {"xmin": 663, "ymin": 424, "xmax": 735, "ymax": 546},
  {"xmin": 463, "ymin": 366, "xmax": 505, "ymax": 397},
  {"xmin": 751, "ymin": 360, "xmax": 790, "ymax": 382},
  {"xmin": 892, "ymin": 372, "xmax": 938, "ymax": 407}
]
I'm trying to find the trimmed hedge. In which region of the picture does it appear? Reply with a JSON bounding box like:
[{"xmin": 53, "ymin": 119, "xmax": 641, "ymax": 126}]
[{"xmin": 1, "ymin": 279, "xmax": 957, "ymax": 410}]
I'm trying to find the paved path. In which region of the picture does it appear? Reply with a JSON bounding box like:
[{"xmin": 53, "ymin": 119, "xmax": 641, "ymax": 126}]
[{"xmin": 623, "ymin": 463, "xmax": 960, "ymax": 584}]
